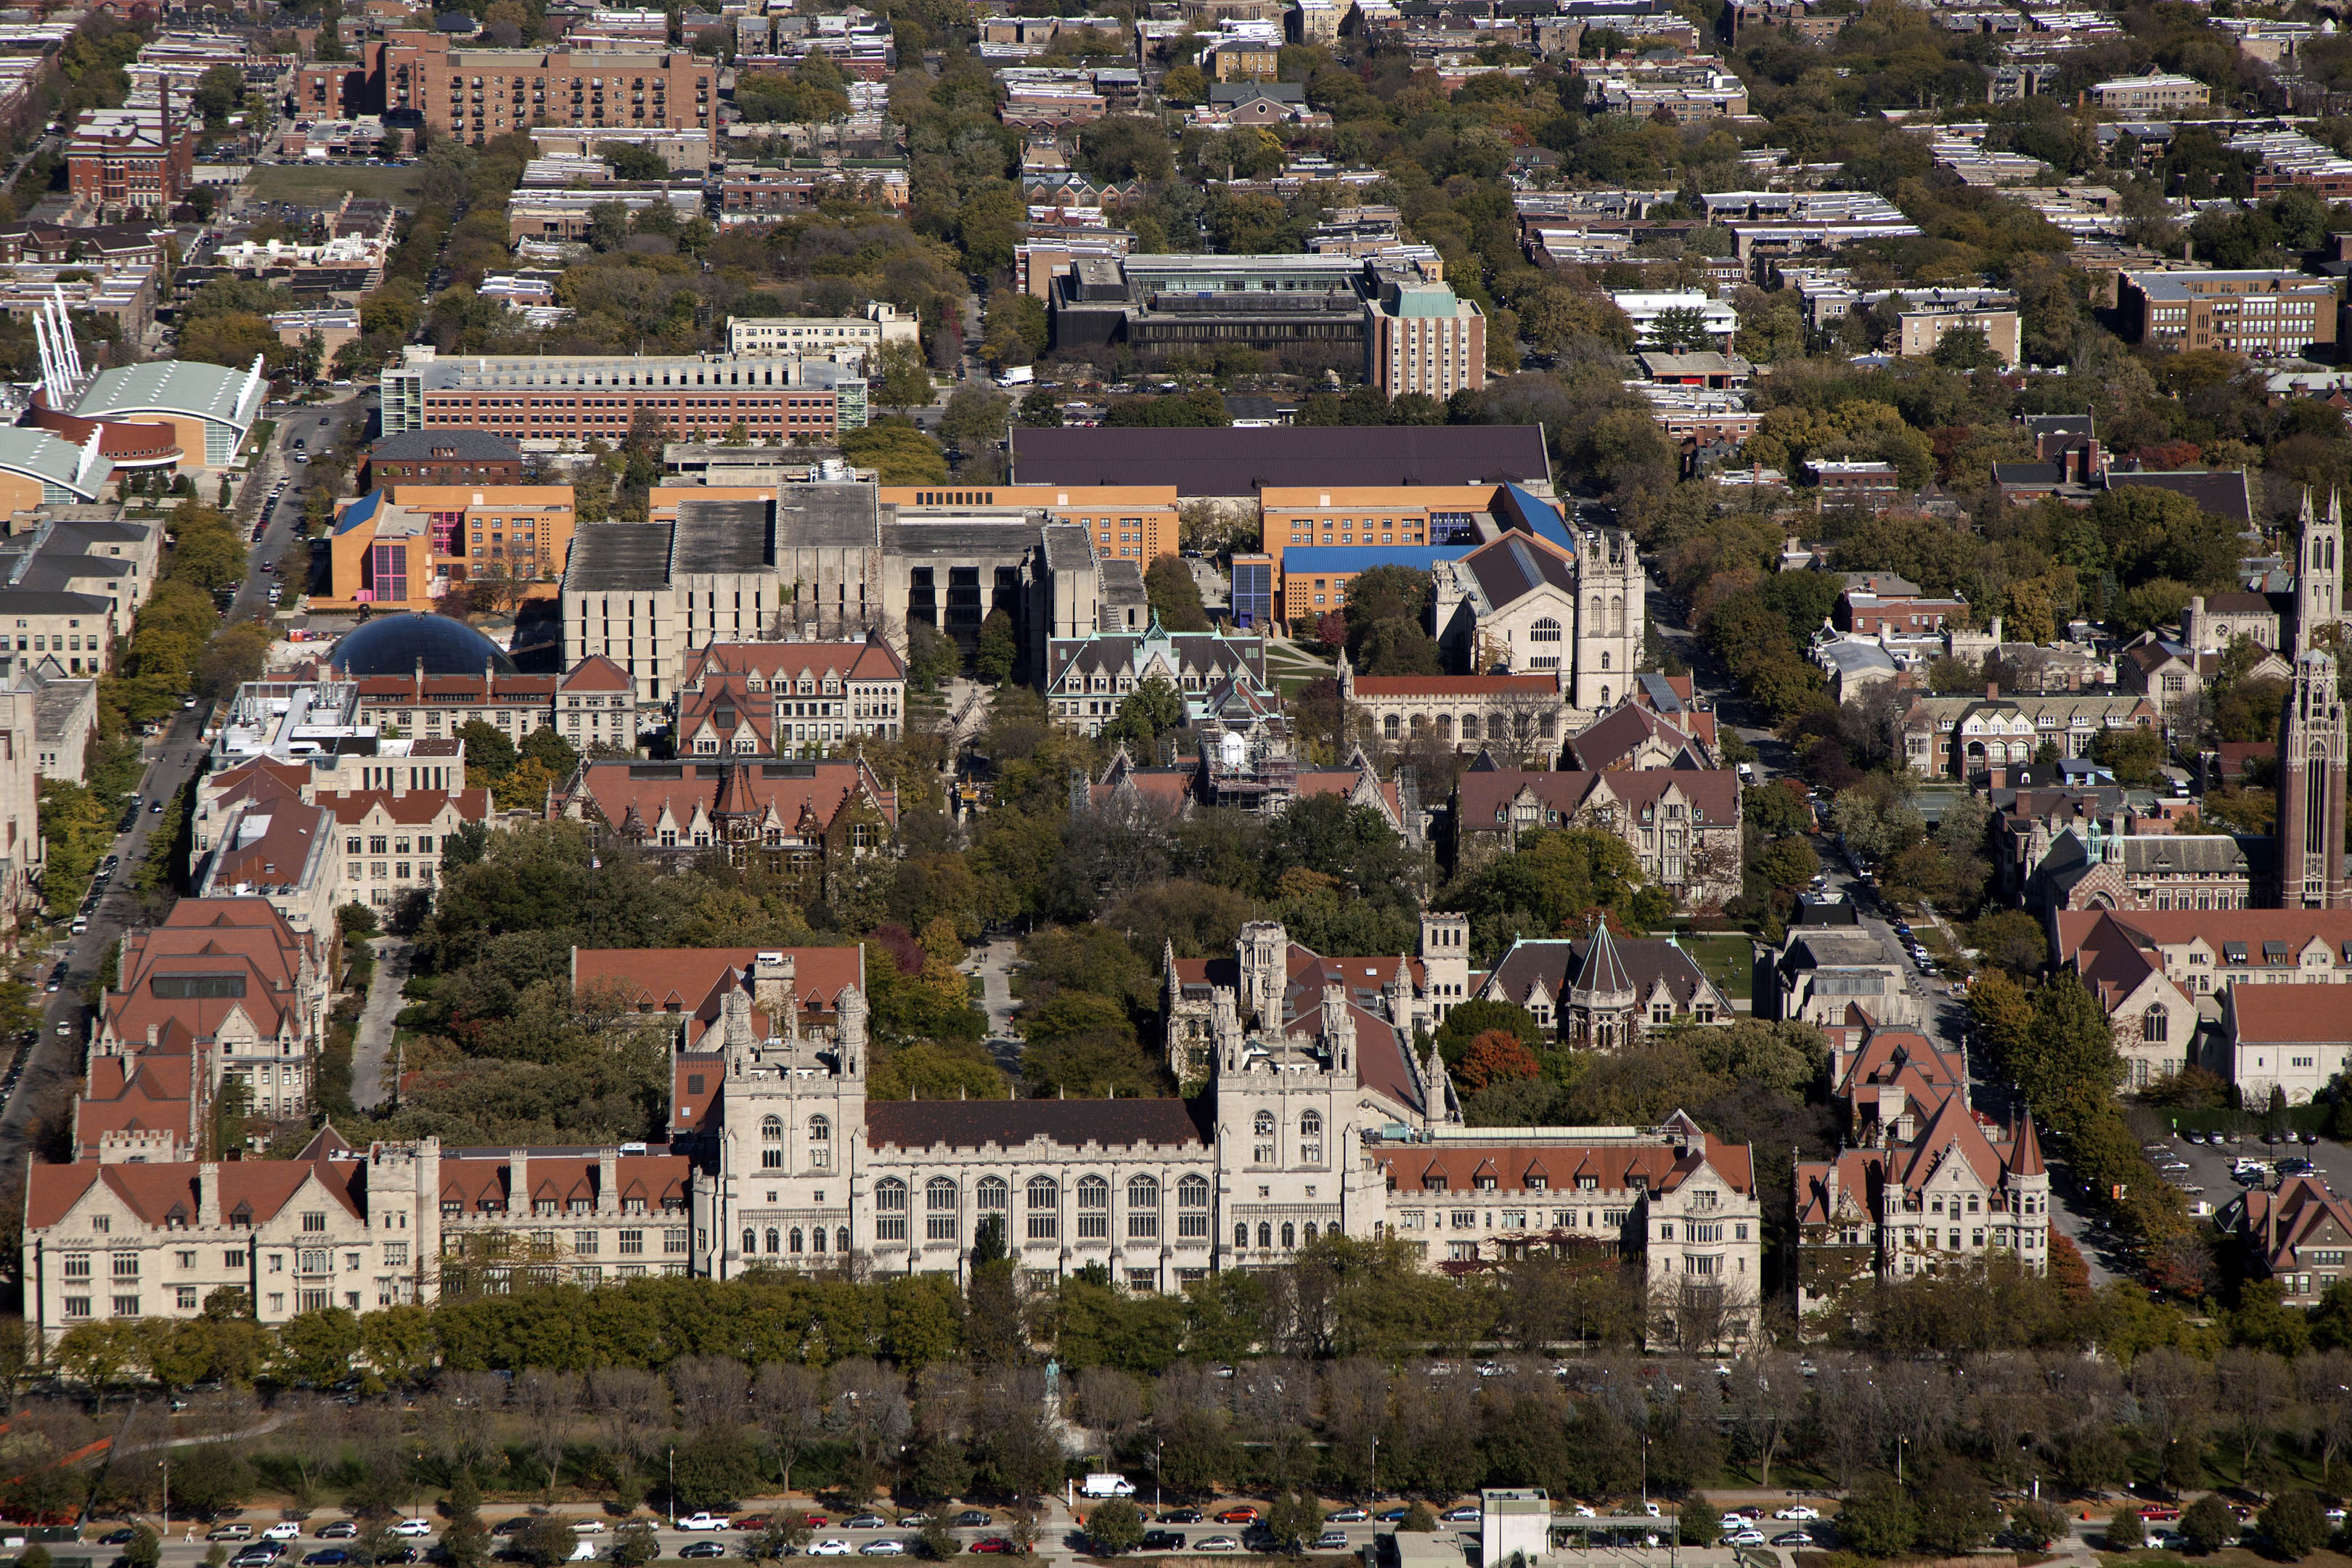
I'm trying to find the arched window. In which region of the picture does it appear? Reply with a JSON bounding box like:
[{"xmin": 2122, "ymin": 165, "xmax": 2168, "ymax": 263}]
[
  {"xmin": 1128, "ymin": 1176, "xmax": 1160, "ymax": 1239},
  {"xmin": 1077, "ymin": 1175, "xmax": 1111, "ymax": 1239},
  {"xmin": 1027, "ymin": 1176, "xmax": 1060, "ymax": 1241},
  {"xmin": 977, "ymin": 1176, "xmax": 1008, "ymax": 1212},
  {"xmin": 1254, "ymin": 1111, "xmax": 1275, "ymax": 1135},
  {"xmin": 836, "ymin": 1227, "xmax": 850, "ymax": 1254},
  {"xmin": 789, "ymin": 1228, "xmax": 804, "ymax": 1254},
  {"xmin": 760, "ymin": 1114, "xmax": 783, "ymax": 1168},
  {"xmin": 876, "ymin": 1178, "xmax": 909, "ymax": 1241},
  {"xmin": 1257, "ymin": 1222, "xmax": 1273, "ymax": 1249},
  {"xmin": 1590, "ymin": 595, "xmax": 1604, "ymax": 626},
  {"xmin": 1609, "ymin": 596, "xmax": 1625, "ymax": 636},
  {"xmin": 1435, "ymin": 714, "xmax": 1453, "ymax": 741},
  {"xmin": 1235, "ymin": 1222, "xmax": 1249, "ymax": 1249},
  {"xmin": 811, "ymin": 1227, "xmax": 827, "ymax": 1254},
  {"xmin": 1600, "ymin": 651, "xmax": 1610, "ymax": 671},
  {"xmin": 761, "ymin": 1115, "xmax": 783, "ymax": 1140},
  {"xmin": 1180, "ymin": 1175, "xmax": 1212, "ymax": 1239},
  {"xmin": 1599, "ymin": 685, "xmax": 1610, "ymax": 707},
  {"xmin": 740, "ymin": 1228, "xmax": 756, "ymax": 1256},
  {"xmin": 1281, "ymin": 1222, "xmax": 1296, "ymax": 1249},
  {"xmin": 1410, "ymin": 712, "xmax": 1428, "ymax": 734},
  {"xmin": 1301, "ymin": 1110, "xmax": 1324, "ymax": 1164},
  {"xmin": 807, "ymin": 1114, "xmax": 830, "ymax": 1169},
  {"xmin": 1530, "ymin": 617, "xmax": 1561, "ymax": 642},
  {"xmin": 2144, "ymin": 1006, "xmax": 2168, "ymax": 1043},
  {"xmin": 1461, "ymin": 714, "xmax": 1481, "ymax": 741},
  {"xmin": 1382, "ymin": 714, "xmax": 1400, "ymax": 740},
  {"xmin": 765, "ymin": 1227, "xmax": 780, "ymax": 1254},
  {"xmin": 926, "ymin": 1177, "xmax": 959, "ymax": 1242}
]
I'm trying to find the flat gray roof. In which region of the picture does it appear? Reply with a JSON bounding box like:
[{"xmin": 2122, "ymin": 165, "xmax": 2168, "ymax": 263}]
[
  {"xmin": 673, "ymin": 498, "xmax": 772, "ymax": 575},
  {"xmin": 775, "ymin": 482, "xmax": 881, "ymax": 550},
  {"xmin": 565, "ymin": 523, "xmax": 676, "ymax": 592}
]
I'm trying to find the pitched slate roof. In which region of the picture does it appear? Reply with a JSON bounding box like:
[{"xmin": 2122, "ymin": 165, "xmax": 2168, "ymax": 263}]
[
  {"xmin": 1453, "ymin": 766, "xmax": 1739, "ymax": 829},
  {"xmin": 1461, "ymin": 532, "xmax": 1575, "ymax": 610},
  {"xmin": 572, "ymin": 759, "xmax": 897, "ymax": 840},
  {"xmin": 1564, "ymin": 703, "xmax": 1710, "ymax": 770},
  {"xmin": 1481, "ymin": 935, "xmax": 1724, "ymax": 1013},
  {"xmin": 864, "ymin": 1098, "xmax": 1211, "ymax": 1151},
  {"xmin": 1370, "ymin": 1130, "xmax": 1755, "ymax": 1197}
]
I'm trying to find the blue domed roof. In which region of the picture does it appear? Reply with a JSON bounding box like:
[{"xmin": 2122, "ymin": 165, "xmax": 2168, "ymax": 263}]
[{"xmin": 330, "ymin": 613, "xmax": 518, "ymax": 678}]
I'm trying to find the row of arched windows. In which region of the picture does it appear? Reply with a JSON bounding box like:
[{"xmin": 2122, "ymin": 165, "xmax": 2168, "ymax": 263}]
[
  {"xmin": 866, "ymin": 1173, "xmax": 1214, "ymax": 1244},
  {"xmin": 758, "ymin": 1114, "xmax": 829, "ymax": 1170},
  {"xmin": 745, "ymin": 1225, "xmax": 850, "ymax": 1256},
  {"xmin": 1238, "ymin": 1220, "xmax": 1328, "ymax": 1250}
]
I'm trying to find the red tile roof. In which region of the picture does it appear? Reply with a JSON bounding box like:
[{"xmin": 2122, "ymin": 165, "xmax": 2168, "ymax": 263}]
[
  {"xmin": 2228, "ymin": 982, "xmax": 2352, "ymax": 1043},
  {"xmin": 1454, "ymin": 767, "xmax": 1740, "ymax": 830},
  {"xmin": 1371, "ymin": 1131, "xmax": 1755, "ymax": 1198}
]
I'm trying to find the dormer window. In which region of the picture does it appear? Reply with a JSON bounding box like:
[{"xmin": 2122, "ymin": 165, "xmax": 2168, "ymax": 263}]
[
  {"xmin": 1424, "ymin": 1175, "xmax": 1448, "ymax": 1192},
  {"xmin": 1474, "ymin": 1175, "xmax": 1498, "ymax": 1191},
  {"xmin": 1577, "ymin": 1175, "xmax": 1597, "ymax": 1191}
]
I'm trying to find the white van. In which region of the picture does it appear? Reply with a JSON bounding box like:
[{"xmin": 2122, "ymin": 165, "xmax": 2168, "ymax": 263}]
[{"xmin": 1081, "ymin": 1474, "xmax": 1137, "ymax": 1499}]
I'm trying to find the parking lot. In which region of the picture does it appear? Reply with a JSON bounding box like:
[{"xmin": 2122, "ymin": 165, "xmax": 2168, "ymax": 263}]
[{"xmin": 2141, "ymin": 1125, "xmax": 2352, "ymax": 1209}]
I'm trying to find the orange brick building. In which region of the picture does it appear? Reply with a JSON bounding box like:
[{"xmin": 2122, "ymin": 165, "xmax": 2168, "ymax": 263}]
[
  {"xmin": 369, "ymin": 35, "xmax": 714, "ymax": 142},
  {"xmin": 322, "ymin": 485, "xmax": 578, "ymax": 612}
]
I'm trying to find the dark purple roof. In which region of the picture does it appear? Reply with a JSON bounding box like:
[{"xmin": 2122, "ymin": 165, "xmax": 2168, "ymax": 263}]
[
  {"xmin": 1009, "ymin": 426, "xmax": 1552, "ymax": 495},
  {"xmin": 865, "ymin": 1098, "xmax": 1210, "ymax": 1151}
]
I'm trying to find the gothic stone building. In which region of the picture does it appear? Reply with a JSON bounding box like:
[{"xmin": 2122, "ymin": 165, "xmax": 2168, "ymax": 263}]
[{"xmin": 25, "ymin": 929, "xmax": 1763, "ymax": 1346}]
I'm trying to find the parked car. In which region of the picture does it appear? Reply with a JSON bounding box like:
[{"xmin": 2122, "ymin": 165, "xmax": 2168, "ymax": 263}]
[
  {"xmin": 1325, "ymin": 1510, "xmax": 1368, "ymax": 1524},
  {"xmin": 1158, "ymin": 1512, "xmax": 1202, "ymax": 1526},
  {"xmin": 318, "ymin": 1524, "xmax": 359, "ymax": 1540},
  {"xmin": 1312, "ymin": 1534, "xmax": 1351, "ymax": 1551},
  {"xmin": 675, "ymin": 1516, "xmax": 730, "ymax": 1532},
  {"xmin": 208, "ymin": 1527, "xmax": 257, "ymax": 1542},
  {"xmin": 679, "ymin": 1544, "xmax": 727, "ymax": 1560},
  {"xmin": 1140, "ymin": 1533, "xmax": 1185, "ymax": 1552},
  {"xmin": 568, "ymin": 1523, "xmax": 605, "ymax": 1535},
  {"xmin": 954, "ymin": 1514, "xmax": 995, "ymax": 1530},
  {"xmin": 229, "ymin": 1550, "xmax": 281, "ymax": 1567},
  {"xmin": 858, "ymin": 1543, "xmax": 907, "ymax": 1557},
  {"xmin": 1373, "ymin": 1509, "xmax": 1408, "ymax": 1524},
  {"xmin": 1442, "ymin": 1508, "xmax": 1479, "ymax": 1524},
  {"xmin": 967, "ymin": 1540, "xmax": 1018, "ymax": 1555},
  {"xmin": 807, "ymin": 1540, "xmax": 853, "ymax": 1556},
  {"xmin": 1773, "ymin": 1508, "xmax": 1820, "ymax": 1522},
  {"xmin": 393, "ymin": 1522, "xmax": 433, "ymax": 1538},
  {"xmin": 1193, "ymin": 1540, "xmax": 1241, "ymax": 1553},
  {"xmin": 303, "ymin": 1551, "xmax": 351, "ymax": 1565},
  {"xmin": 1772, "ymin": 1532, "xmax": 1814, "ymax": 1548},
  {"xmin": 1214, "ymin": 1509, "xmax": 1259, "ymax": 1526},
  {"xmin": 843, "ymin": 1517, "xmax": 888, "ymax": 1531},
  {"xmin": 1726, "ymin": 1530, "xmax": 1767, "ymax": 1547},
  {"xmin": 264, "ymin": 1526, "xmax": 302, "ymax": 1543},
  {"xmin": 2138, "ymin": 1506, "xmax": 2181, "ymax": 1522}
]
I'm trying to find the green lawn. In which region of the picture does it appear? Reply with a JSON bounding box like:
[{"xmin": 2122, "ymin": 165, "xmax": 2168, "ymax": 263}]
[
  {"xmin": 246, "ymin": 162, "xmax": 428, "ymax": 207},
  {"xmin": 1675, "ymin": 932, "xmax": 1754, "ymax": 1000}
]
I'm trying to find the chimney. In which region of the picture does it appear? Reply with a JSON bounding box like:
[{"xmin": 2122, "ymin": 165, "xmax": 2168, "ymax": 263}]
[
  {"xmin": 1986, "ymin": 682, "xmax": 1998, "ymax": 701},
  {"xmin": 197, "ymin": 1161, "xmax": 221, "ymax": 1227},
  {"xmin": 509, "ymin": 1148, "xmax": 529, "ymax": 1216},
  {"xmin": 597, "ymin": 1146, "xmax": 619, "ymax": 1217}
]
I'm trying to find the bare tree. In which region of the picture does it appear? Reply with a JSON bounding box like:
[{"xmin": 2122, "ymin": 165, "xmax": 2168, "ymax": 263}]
[
  {"xmin": 830, "ymin": 1358, "xmax": 913, "ymax": 1498},
  {"xmin": 518, "ymin": 1369, "xmax": 582, "ymax": 1500},
  {"xmin": 1318, "ymin": 1360, "xmax": 1392, "ymax": 1496},
  {"xmin": 2302, "ymin": 1352, "xmax": 2352, "ymax": 1483},
  {"xmin": 669, "ymin": 1357, "xmax": 750, "ymax": 1434},
  {"xmin": 431, "ymin": 1371, "xmax": 505, "ymax": 1471},
  {"xmin": 1726, "ymin": 1350, "xmax": 1806, "ymax": 1487},
  {"xmin": 1804, "ymin": 1353, "xmax": 1885, "ymax": 1491},
  {"xmin": 588, "ymin": 1367, "xmax": 667, "ymax": 1474},
  {"xmin": 751, "ymin": 1363, "xmax": 828, "ymax": 1493},
  {"xmin": 1960, "ymin": 1355, "xmax": 2050, "ymax": 1489},
  {"xmin": 2131, "ymin": 1348, "xmax": 2214, "ymax": 1492},
  {"xmin": 1074, "ymin": 1368, "xmax": 1146, "ymax": 1437},
  {"xmin": 2216, "ymin": 1347, "xmax": 2296, "ymax": 1484}
]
